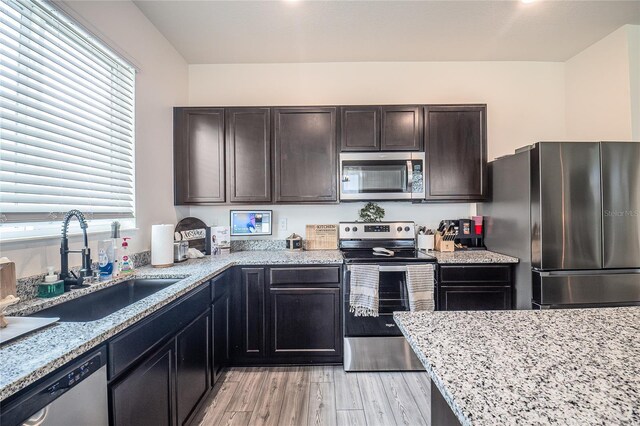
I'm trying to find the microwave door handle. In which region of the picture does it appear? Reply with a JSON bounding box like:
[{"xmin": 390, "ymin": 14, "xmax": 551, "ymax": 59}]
[{"xmin": 406, "ymin": 160, "xmax": 413, "ymax": 191}]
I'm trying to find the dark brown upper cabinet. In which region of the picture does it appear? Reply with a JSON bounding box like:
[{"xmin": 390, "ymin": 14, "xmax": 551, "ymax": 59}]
[
  {"xmin": 273, "ymin": 107, "xmax": 338, "ymax": 203},
  {"xmin": 225, "ymin": 108, "xmax": 271, "ymax": 203},
  {"xmin": 381, "ymin": 105, "xmax": 423, "ymax": 151},
  {"xmin": 340, "ymin": 106, "xmax": 380, "ymax": 151},
  {"xmin": 174, "ymin": 108, "xmax": 225, "ymax": 204},
  {"xmin": 424, "ymin": 105, "xmax": 488, "ymax": 201}
]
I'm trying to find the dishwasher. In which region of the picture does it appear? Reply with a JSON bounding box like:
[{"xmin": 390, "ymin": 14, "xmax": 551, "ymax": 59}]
[{"xmin": 1, "ymin": 346, "xmax": 108, "ymax": 426}]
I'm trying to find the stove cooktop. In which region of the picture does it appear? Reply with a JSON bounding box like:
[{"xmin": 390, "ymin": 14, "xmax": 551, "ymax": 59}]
[{"xmin": 341, "ymin": 249, "xmax": 436, "ymax": 263}]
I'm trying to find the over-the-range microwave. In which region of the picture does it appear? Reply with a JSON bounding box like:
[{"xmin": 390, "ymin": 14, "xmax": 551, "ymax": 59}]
[{"xmin": 339, "ymin": 152, "xmax": 426, "ymax": 200}]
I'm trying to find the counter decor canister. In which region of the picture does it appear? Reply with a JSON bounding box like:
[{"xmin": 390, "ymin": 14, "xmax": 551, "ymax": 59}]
[{"xmin": 285, "ymin": 233, "xmax": 303, "ymax": 251}]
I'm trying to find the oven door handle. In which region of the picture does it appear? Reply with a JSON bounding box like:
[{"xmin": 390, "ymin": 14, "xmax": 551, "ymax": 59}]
[{"xmin": 346, "ymin": 264, "xmax": 408, "ymax": 272}]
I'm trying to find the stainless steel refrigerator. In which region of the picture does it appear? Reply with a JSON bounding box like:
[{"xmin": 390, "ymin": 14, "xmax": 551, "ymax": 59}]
[{"xmin": 480, "ymin": 142, "xmax": 640, "ymax": 309}]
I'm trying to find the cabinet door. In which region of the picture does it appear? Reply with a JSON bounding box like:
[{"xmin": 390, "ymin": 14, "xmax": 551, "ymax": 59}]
[
  {"xmin": 270, "ymin": 288, "xmax": 341, "ymax": 360},
  {"xmin": 111, "ymin": 341, "xmax": 174, "ymax": 426},
  {"xmin": 340, "ymin": 106, "xmax": 380, "ymax": 151},
  {"xmin": 176, "ymin": 311, "xmax": 210, "ymax": 426},
  {"xmin": 381, "ymin": 106, "xmax": 422, "ymax": 151},
  {"xmin": 212, "ymin": 293, "xmax": 229, "ymax": 384},
  {"xmin": 174, "ymin": 108, "xmax": 225, "ymax": 204},
  {"xmin": 424, "ymin": 105, "xmax": 487, "ymax": 201},
  {"xmin": 226, "ymin": 108, "xmax": 272, "ymax": 203},
  {"xmin": 240, "ymin": 268, "xmax": 266, "ymax": 357},
  {"xmin": 438, "ymin": 265, "xmax": 513, "ymax": 311},
  {"xmin": 438, "ymin": 285, "xmax": 512, "ymax": 311},
  {"xmin": 273, "ymin": 108, "xmax": 338, "ymax": 202}
]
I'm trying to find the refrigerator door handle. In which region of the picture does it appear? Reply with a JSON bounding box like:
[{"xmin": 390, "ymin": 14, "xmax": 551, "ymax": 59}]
[{"xmin": 535, "ymin": 269, "xmax": 640, "ymax": 277}]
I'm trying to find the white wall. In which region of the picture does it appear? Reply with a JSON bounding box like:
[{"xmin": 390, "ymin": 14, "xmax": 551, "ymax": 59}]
[
  {"xmin": 189, "ymin": 61, "xmax": 566, "ymax": 161},
  {"xmin": 627, "ymin": 26, "xmax": 640, "ymax": 141},
  {"xmin": 0, "ymin": 0, "xmax": 189, "ymax": 278},
  {"xmin": 565, "ymin": 25, "xmax": 639, "ymax": 141}
]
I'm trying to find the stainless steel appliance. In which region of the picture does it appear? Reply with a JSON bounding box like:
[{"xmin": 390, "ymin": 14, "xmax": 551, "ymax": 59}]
[
  {"xmin": 339, "ymin": 152, "xmax": 426, "ymax": 200},
  {"xmin": 340, "ymin": 221, "xmax": 436, "ymax": 371},
  {"xmin": 1, "ymin": 346, "xmax": 108, "ymax": 426},
  {"xmin": 480, "ymin": 142, "xmax": 640, "ymax": 309},
  {"xmin": 174, "ymin": 241, "xmax": 189, "ymax": 262}
]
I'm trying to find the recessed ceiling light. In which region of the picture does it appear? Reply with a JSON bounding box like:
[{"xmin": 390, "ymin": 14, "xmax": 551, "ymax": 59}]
[{"xmin": 521, "ymin": 0, "xmax": 535, "ymax": 3}]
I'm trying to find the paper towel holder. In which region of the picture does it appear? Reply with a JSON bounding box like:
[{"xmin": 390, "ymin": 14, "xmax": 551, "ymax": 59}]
[{"xmin": 151, "ymin": 224, "xmax": 175, "ymax": 268}]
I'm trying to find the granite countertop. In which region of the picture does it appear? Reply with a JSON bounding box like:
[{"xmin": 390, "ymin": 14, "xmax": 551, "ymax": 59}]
[
  {"xmin": 394, "ymin": 308, "xmax": 640, "ymax": 426},
  {"xmin": 428, "ymin": 250, "xmax": 518, "ymax": 264},
  {"xmin": 0, "ymin": 250, "xmax": 343, "ymax": 402}
]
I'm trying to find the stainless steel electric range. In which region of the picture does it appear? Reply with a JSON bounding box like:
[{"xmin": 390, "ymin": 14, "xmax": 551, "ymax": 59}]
[{"xmin": 340, "ymin": 221, "xmax": 436, "ymax": 371}]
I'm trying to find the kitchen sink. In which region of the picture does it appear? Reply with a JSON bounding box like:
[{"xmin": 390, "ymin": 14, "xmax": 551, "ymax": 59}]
[{"xmin": 28, "ymin": 279, "xmax": 180, "ymax": 322}]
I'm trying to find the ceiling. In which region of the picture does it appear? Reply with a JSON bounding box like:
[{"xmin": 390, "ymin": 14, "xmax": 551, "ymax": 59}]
[{"xmin": 133, "ymin": 0, "xmax": 640, "ymax": 64}]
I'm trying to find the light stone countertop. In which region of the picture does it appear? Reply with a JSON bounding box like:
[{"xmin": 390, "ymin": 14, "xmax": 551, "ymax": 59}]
[
  {"xmin": 427, "ymin": 250, "xmax": 518, "ymax": 264},
  {"xmin": 0, "ymin": 250, "xmax": 343, "ymax": 402},
  {"xmin": 0, "ymin": 248, "xmax": 519, "ymax": 402},
  {"xmin": 394, "ymin": 308, "xmax": 640, "ymax": 426}
]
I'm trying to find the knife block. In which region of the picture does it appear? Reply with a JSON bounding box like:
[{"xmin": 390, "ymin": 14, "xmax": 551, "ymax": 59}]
[{"xmin": 435, "ymin": 234, "xmax": 455, "ymax": 252}]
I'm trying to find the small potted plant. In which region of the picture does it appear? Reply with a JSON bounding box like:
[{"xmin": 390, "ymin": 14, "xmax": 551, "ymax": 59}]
[{"xmin": 358, "ymin": 202, "xmax": 385, "ymax": 222}]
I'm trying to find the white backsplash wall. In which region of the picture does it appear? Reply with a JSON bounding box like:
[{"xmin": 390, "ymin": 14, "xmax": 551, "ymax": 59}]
[{"xmin": 189, "ymin": 203, "xmax": 475, "ymax": 240}]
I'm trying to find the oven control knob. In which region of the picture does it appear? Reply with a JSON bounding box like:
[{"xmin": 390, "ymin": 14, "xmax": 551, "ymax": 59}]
[
  {"xmin": 397, "ymin": 226, "xmax": 403, "ymax": 232},
  {"xmin": 352, "ymin": 226, "xmax": 358, "ymax": 232},
  {"xmin": 404, "ymin": 226, "xmax": 411, "ymax": 232},
  {"xmin": 345, "ymin": 227, "xmax": 350, "ymax": 232}
]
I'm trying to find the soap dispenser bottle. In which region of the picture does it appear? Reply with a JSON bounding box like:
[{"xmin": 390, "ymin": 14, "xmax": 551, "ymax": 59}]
[
  {"xmin": 38, "ymin": 267, "xmax": 64, "ymax": 298},
  {"xmin": 119, "ymin": 237, "xmax": 134, "ymax": 275}
]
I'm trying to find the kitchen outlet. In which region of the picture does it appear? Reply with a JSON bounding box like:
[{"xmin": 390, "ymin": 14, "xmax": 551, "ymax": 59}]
[{"xmin": 279, "ymin": 218, "xmax": 288, "ymax": 231}]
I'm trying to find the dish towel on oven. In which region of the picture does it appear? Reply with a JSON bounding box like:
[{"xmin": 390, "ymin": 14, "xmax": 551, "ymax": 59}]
[
  {"xmin": 349, "ymin": 264, "xmax": 380, "ymax": 317},
  {"xmin": 406, "ymin": 264, "xmax": 435, "ymax": 311}
]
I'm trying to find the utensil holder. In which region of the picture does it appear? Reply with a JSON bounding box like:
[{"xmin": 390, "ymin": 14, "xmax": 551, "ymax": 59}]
[{"xmin": 418, "ymin": 234, "xmax": 435, "ymax": 251}]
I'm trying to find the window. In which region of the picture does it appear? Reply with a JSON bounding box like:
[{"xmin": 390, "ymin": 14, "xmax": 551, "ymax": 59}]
[{"xmin": 0, "ymin": 0, "xmax": 135, "ymax": 240}]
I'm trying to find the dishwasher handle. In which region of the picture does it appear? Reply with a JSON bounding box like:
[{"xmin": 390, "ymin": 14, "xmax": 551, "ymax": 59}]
[{"xmin": 22, "ymin": 407, "xmax": 49, "ymax": 426}]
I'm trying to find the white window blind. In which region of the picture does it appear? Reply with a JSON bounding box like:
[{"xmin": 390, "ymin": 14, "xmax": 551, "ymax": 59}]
[{"xmin": 0, "ymin": 0, "xmax": 135, "ymax": 226}]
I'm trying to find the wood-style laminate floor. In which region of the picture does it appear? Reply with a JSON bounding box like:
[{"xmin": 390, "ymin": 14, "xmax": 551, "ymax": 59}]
[{"xmin": 195, "ymin": 366, "xmax": 431, "ymax": 426}]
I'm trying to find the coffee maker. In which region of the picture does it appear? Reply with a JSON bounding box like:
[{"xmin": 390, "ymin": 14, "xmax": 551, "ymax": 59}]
[{"xmin": 437, "ymin": 217, "xmax": 485, "ymax": 250}]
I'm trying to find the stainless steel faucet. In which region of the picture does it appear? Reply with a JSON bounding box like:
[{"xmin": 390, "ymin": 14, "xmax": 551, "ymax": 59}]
[{"xmin": 60, "ymin": 209, "xmax": 93, "ymax": 290}]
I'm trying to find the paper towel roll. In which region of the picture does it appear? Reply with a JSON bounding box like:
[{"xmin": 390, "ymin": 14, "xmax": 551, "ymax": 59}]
[{"xmin": 152, "ymin": 224, "xmax": 174, "ymax": 267}]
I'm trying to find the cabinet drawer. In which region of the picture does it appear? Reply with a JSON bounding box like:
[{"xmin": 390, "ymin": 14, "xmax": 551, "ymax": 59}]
[
  {"xmin": 109, "ymin": 284, "xmax": 209, "ymax": 379},
  {"xmin": 438, "ymin": 285, "xmax": 512, "ymax": 311},
  {"xmin": 439, "ymin": 265, "xmax": 511, "ymax": 283},
  {"xmin": 269, "ymin": 267, "xmax": 341, "ymax": 286}
]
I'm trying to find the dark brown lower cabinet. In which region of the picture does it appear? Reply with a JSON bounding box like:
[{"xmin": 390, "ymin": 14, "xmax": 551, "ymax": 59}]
[
  {"xmin": 269, "ymin": 287, "xmax": 341, "ymax": 361},
  {"xmin": 109, "ymin": 283, "xmax": 211, "ymax": 426},
  {"xmin": 212, "ymin": 292, "xmax": 229, "ymax": 384},
  {"xmin": 230, "ymin": 266, "xmax": 343, "ymax": 365},
  {"xmin": 176, "ymin": 311, "xmax": 210, "ymax": 426},
  {"xmin": 111, "ymin": 340, "xmax": 174, "ymax": 426},
  {"xmin": 239, "ymin": 268, "xmax": 266, "ymax": 359},
  {"xmin": 437, "ymin": 264, "xmax": 513, "ymax": 311}
]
